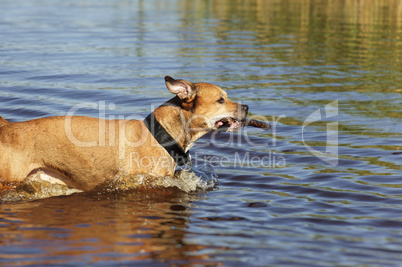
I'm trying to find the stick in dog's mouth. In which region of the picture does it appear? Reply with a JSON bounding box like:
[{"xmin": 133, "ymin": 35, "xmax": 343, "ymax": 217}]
[
  {"xmin": 243, "ymin": 119, "xmax": 271, "ymax": 130},
  {"xmin": 214, "ymin": 117, "xmax": 271, "ymax": 132}
]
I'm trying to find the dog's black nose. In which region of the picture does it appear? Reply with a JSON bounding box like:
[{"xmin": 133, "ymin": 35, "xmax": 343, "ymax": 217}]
[{"xmin": 242, "ymin": 104, "xmax": 249, "ymax": 113}]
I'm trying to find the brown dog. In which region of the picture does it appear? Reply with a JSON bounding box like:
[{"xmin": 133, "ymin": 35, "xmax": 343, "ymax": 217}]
[{"xmin": 0, "ymin": 76, "xmax": 248, "ymax": 191}]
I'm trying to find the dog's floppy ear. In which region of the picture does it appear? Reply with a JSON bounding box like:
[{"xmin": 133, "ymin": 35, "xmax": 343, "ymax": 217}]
[{"xmin": 165, "ymin": 76, "xmax": 196, "ymax": 100}]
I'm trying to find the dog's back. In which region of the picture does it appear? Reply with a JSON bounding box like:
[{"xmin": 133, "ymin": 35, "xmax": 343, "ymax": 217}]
[{"xmin": 0, "ymin": 117, "xmax": 9, "ymax": 128}]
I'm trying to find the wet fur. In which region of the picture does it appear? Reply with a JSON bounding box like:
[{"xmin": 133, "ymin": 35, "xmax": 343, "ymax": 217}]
[{"xmin": 0, "ymin": 77, "xmax": 248, "ymax": 191}]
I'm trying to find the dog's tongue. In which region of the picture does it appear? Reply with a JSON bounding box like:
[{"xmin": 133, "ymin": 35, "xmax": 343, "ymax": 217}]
[
  {"xmin": 216, "ymin": 121, "xmax": 224, "ymax": 127},
  {"xmin": 215, "ymin": 118, "xmax": 243, "ymax": 132},
  {"xmin": 228, "ymin": 120, "xmax": 240, "ymax": 132}
]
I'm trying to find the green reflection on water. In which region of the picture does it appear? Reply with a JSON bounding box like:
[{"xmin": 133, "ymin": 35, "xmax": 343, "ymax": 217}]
[{"xmin": 179, "ymin": 0, "xmax": 401, "ymax": 87}]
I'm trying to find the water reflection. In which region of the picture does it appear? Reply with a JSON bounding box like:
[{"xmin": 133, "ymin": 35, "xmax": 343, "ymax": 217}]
[
  {"xmin": 0, "ymin": 0, "xmax": 401, "ymax": 265},
  {"xmin": 0, "ymin": 190, "xmax": 219, "ymax": 265}
]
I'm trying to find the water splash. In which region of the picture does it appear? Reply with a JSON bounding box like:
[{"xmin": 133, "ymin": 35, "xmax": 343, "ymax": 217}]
[
  {"xmin": 0, "ymin": 164, "xmax": 218, "ymax": 202},
  {"xmin": 98, "ymin": 164, "xmax": 217, "ymax": 193},
  {"xmin": 0, "ymin": 176, "xmax": 83, "ymax": 203}
]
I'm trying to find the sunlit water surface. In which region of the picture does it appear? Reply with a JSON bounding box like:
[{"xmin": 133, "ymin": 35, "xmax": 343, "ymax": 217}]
[{"xmin": 0, "ymin": 0, "xmax": 401, "ymax": 265}]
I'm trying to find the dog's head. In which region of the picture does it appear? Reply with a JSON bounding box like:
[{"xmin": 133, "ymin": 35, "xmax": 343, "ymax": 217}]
[{"xmin": 164, "ymin": 76, "xmax": 248, "ymax": 132}]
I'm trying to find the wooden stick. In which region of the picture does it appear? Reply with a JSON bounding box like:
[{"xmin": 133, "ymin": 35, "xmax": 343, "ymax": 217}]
[{"xmin": 244, "ymin": 119, "xmax": 271, "ymax": 130}]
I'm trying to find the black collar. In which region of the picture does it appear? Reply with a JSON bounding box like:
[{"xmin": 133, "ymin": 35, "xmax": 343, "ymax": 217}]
[{"xmin": 143, "ymin": 112, "xmax": 191, "ymax": 166}]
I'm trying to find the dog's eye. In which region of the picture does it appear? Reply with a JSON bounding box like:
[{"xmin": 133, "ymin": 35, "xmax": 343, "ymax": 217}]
[{"xmin": 217, "ymin": 97, "xmax": 225, "ymax": 104}]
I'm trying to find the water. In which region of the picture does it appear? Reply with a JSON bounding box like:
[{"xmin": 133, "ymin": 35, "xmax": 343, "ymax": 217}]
[{"xmin": 0, "ymin": 0, "xmax": 401, "ymax": 265}]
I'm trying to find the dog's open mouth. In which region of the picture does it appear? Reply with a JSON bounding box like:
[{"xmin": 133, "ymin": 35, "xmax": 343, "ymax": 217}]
[{"xmin": 215, "ymin": 117, "xmax": 243, "ymax": 132}]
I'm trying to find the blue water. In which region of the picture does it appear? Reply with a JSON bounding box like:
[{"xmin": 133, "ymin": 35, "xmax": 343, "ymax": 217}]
[{"xmin": 1, "ymin": 0, "xmax": 401, "ymax": 265}]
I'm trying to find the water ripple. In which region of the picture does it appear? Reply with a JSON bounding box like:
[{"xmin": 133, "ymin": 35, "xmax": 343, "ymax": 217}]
[{"xmin": 0, "ymin": 0, "xmax": 402, "ymax": 265}]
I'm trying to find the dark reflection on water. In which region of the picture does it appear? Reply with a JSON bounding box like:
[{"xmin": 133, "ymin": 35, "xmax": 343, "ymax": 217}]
[
  {"xmin": 1, "ymin": 0, "xmax": 402, "ymax": 265},
  {"xmin": 0, "ymin": 190, "xmax": 214, "ymax": 265}
]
